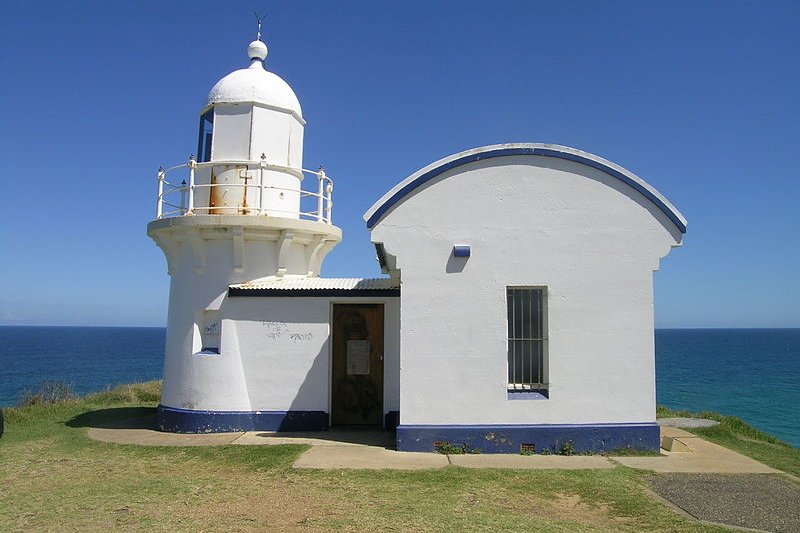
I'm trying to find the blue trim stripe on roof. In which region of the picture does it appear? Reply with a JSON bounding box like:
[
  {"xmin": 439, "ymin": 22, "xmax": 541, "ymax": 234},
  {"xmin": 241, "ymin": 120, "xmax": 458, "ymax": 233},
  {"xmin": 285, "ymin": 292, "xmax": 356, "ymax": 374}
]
[{"xmin": 365, "ymin": 147, "xmax": 686, "ymax": 233}]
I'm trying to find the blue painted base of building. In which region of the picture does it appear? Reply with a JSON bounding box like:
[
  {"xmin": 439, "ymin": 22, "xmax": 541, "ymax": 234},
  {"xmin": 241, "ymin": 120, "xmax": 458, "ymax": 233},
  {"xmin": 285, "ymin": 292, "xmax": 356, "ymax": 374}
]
[
  {"xmin": 396, "ymin": 423, "xmax": 660, "ymax": 454},
  {"xmin": 157, "ymin": 405, "xmax": 329, "ymax": 433}
]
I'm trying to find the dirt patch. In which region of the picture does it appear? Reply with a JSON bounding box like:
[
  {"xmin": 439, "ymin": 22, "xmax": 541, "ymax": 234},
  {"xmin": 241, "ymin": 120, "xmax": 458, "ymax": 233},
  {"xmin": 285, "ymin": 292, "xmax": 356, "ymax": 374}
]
[
  {"xmin": 1, "ymin": 438, "xmax": 350, "ymax": 532},
  {"xmin": 177, "ymin": 476, "xmax": 348, "ymax": 531},
  {"xmin": 497, "ymin": 491, "xmax": 634, "ymax": 528},
  {"xmin": 115, "ymin": 471, "xmax": 358, "ymax": 533}
]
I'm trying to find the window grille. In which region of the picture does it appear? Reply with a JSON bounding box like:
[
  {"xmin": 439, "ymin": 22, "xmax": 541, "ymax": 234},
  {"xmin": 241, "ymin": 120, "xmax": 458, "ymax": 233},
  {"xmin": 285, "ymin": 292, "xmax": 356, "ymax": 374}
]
[{"xmin": 507, "ymin": 287, "xmax": 547, "ymax": 391}]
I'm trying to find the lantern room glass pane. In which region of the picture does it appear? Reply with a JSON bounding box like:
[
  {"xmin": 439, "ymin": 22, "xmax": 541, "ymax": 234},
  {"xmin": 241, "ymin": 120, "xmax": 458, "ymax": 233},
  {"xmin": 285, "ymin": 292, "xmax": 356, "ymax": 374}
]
[{"xmin": 197, "ymin": 109, "xmax": 214, "ymax": 163}]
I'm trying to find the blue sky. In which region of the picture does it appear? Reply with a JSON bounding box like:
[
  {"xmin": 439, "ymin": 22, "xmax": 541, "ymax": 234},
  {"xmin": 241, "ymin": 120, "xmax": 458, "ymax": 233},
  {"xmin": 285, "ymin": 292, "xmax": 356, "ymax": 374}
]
[{"xmin": 0, "ymin": 1, "xmax": 798, "ymax": 328}]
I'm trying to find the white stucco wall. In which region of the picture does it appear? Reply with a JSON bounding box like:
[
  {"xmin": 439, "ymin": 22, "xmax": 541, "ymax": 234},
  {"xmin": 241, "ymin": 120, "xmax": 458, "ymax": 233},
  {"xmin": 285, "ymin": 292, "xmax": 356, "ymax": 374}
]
[
  {"xmin": 155, "ymin": 252, "xmax": 400, "ymax": 417},
  {"xmin": 149, "ymin": 216, "xmax": 342, "ymax": 412},
  {"xmin": 222, "ymin": 296, "xmax": 400, "ymax": 415},
  {"xmin": 369, "ymin": 153, "xmax": 682, "ymax": 427}
]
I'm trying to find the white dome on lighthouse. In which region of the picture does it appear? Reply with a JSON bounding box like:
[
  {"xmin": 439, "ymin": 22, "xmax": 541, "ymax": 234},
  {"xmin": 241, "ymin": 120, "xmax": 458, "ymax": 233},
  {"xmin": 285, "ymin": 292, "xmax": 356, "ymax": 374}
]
[{"xmin": 207, "ymin": 40, "xmax": 302, "ymax": 117}]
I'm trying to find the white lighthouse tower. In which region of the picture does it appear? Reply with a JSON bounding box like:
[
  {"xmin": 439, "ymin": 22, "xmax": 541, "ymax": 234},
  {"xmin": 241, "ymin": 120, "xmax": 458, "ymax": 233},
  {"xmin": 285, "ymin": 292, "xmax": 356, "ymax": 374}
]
[{"xmin": 148, "ymin": 33, "xmax": 341, "ymax": 430}]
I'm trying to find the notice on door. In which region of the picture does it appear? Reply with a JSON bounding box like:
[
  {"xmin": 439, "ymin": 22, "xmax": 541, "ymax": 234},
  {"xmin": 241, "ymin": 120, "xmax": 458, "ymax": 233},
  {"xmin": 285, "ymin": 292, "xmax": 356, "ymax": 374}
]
[{"xmin": 346, "ymin": 340, "xmax": 371, "ymax": 375}]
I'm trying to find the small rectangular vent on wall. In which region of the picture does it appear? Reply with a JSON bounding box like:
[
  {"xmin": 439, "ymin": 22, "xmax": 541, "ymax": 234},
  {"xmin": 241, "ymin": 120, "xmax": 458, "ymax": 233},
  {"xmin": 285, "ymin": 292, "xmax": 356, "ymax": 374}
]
[{"xmin": 453, "ymin": 245, "xmax": 471, "ymax": 257}]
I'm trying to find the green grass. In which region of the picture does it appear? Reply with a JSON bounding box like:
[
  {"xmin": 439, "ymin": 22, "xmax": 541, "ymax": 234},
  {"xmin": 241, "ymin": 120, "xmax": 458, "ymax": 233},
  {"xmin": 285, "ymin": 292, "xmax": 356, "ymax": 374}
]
[
  {"xmin": 0, "ymin": 383, "xmax": 779, "ymax": 532},
  {"xmin": 657, "ymin": 405, "xmax": 800, "ymax": 477}
]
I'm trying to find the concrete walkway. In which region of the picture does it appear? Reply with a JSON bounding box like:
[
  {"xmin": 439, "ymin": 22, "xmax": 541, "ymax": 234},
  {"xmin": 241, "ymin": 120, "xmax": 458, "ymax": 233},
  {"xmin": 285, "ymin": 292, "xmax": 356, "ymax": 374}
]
[
  {"xmin": 649, "ymin": 473, "xmax": 800, "ymax": 533},
  {"xmin": 86, "ymin": 418, "xmax": 779, "ymax": 474},
  {"xmin": 89, "ymin": 424, "xmax": 614, "ymax": 470},
  {"xmin": 614, "ymin": 427, "xmax": 781, "ymax": 474},
  {"xmin": 85, "ymin": 418, "xmax": 800, "ymax": 532},
  {"xmin": 89, "ymin": 426, "xmax": 243, "ymax": 446}
]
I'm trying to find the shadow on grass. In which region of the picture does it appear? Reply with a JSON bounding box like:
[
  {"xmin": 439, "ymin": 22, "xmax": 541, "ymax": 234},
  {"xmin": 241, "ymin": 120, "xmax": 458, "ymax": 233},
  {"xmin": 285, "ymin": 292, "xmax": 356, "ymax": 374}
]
[{"xmin": 66, "ymin": 407, "xmax": 157, "ymax": 430}]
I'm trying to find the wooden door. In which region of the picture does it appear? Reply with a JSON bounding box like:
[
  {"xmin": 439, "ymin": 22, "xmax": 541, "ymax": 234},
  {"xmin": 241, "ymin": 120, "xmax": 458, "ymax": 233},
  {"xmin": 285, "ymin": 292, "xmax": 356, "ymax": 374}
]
[{"xmin": 331, "ymin": 304, "xmax": 384, "ymax": 425}]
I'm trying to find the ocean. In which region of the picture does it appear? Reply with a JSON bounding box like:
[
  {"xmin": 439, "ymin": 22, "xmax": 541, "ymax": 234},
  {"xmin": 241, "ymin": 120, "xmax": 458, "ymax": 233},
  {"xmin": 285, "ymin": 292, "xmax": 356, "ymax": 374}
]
[
  {"xmin": 0, "ymin": 327, "xmax": 164, "ymax": 407},
  {"xmin": 0, "ymin": 326, "xmax": 797, "ymax": 447},
  {"xmin": 655, "ymin": 328, "xmax": 799, "ymax": 447}
]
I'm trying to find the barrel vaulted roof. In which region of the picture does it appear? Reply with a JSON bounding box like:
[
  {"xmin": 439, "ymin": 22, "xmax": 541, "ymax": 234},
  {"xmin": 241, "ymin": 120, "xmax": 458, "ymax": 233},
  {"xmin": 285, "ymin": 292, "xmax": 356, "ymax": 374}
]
[{"xmin": 363, "ymin": 143, "xmax": 687, "ymax": 234}]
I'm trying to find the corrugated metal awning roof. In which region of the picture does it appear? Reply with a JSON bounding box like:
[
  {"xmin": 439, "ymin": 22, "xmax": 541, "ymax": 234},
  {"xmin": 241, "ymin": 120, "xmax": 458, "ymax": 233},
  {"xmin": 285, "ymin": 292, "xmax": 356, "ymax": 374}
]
[{"xmin": 229, "ymin": 277, "xmax": 400, "ymax": 297}]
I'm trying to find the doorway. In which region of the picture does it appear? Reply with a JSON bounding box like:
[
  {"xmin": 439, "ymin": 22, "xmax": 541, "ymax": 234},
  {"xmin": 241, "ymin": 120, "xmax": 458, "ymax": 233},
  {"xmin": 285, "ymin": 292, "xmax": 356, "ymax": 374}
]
[{"xmin": 331, "ymin": 304, "xmax": 384, "ymax": 426}]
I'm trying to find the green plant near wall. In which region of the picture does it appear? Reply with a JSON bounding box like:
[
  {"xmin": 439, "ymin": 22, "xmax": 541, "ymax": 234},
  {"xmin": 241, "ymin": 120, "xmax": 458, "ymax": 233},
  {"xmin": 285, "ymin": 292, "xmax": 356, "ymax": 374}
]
[
  {"xmin": 558, "ymin": 440, "xmax": 575, "ymax": 456},
  {"xmin": 433, "ymin": 441, "xmax": 481, "ymax": 454}
]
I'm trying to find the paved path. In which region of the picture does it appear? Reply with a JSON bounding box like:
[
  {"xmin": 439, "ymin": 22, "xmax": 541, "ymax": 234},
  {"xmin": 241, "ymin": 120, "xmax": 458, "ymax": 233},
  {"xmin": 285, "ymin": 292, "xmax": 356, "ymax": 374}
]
[
  {"xmin": 87, "ymin": 420, "xmax": 780, "ymax": 475},
  {"xmin": 657, "ymin": 417, "xmax": 720, "ymax": 429},
  {"xmin": 294, "ymin": 446, "xmax": 449, "ymax": 470},
  {"xmin": 234, "ymin": 429, "xmax": 616, "ymax": 470},
  {"xmin": 89, "ymin": 424, "xmax": 615, "ymax": 470},
  {"xmin": 650, "ymin": 473, "xmax": 800, "ymax": 533},
  {"xmin": 89, "ymin": 427, "xmax": 243, "ymax": 446},
  {"xmin": 85, "ymin": 417, "xmax": 798, "ymax": 532},
  {"xmin": 615, "ymin": 427, "xmax": 781, "ymax": 474}
]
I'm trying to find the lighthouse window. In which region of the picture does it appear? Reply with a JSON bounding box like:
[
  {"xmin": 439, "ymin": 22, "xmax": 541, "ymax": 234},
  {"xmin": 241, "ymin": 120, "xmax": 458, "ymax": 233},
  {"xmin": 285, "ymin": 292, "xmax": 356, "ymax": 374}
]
[
  {"xmin": 507, "ymin": 287, "xmax": 548, "ymax": 395},
  {"xmin": 198, "ymin": 310, "xmax": 220, "ymax": 354},
  {"xmin": 196, "ymin": 110, "xmax": 214, "ymax": 163}
]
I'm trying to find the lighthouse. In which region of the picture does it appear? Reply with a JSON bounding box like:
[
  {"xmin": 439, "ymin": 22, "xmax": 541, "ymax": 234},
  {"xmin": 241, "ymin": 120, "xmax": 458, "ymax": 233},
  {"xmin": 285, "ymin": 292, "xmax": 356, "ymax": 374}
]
[
  {"xmin": 147, "ymin": 25, "xmax": 683, "ymax": 453},
  {"xmin": 148, "ymin": 33, "xmax": 342, "ymax": 427}
]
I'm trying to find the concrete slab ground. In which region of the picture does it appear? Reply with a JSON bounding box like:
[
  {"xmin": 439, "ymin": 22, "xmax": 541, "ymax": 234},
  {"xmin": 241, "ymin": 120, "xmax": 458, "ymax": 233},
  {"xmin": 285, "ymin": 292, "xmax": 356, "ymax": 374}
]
[
  {"xmin": 83, "ymin": 416, "xmax": 780, "ymax": 476},
  {"xmin": 86, "ymin": 414, "xmax": 244, "ymax": 447},
  {"xmin": 237, "ymin": 429, "xmax": 616, "ymax": 470},
  {"xmin": 293, "ymin": 446, "xmax": 449, "ymax": 470},
  {"xmin": 449, "ymin": 454, "xmax": 615, "ymax": 470},
  {"xmin": 657, "ymin": 417, "xmax": 720, "ymax": 428},
  {"xmin": 235, "ymin": 429, "xmax": 395, "ymax": 448},
  {"xmin": 88, "ymin": 426, "xmax": 243, "ymax": 446},
  {"xmin": 649, "ymin": 473, "xmax": 800, "ymax": 533},
  {"xmin": 81, "ymin": 415, "xmax": 798, "ymax": 533},
  {"xmin": 614, "ymin": 427, "xmax": 781, "ymax": 474}
]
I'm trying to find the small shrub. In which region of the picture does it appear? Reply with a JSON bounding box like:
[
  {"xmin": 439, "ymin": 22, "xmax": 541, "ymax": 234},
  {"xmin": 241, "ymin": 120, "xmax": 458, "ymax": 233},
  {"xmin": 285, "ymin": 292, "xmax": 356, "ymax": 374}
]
[
  {"xmin": 18, "ymin": 380, "xmax": 76, "ymax": 406},
  {"xmin": 434, "ymin": 441, "xmax": 462, "ymax": 454},
  {"xmin": 134, "ymin": 380, "xmax": 162, "ymax": 402},
  {"xmin": 87, "ymin": 381, "xmax": 162, "ymax": 404},
  {"xmin": 557, "ymin": 440, "xmax": 575, "ymax": 456},
  {"xmin": 434, "ymin": 441, "xmax": 481, "ymax": 454}
]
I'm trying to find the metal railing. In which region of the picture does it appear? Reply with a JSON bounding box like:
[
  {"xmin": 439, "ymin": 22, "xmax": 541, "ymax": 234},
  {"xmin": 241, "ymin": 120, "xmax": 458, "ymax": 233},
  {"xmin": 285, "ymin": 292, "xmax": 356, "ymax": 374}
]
[{"xmin": 155, "ymin": 156, "xmax": 334, "ymax": 224}]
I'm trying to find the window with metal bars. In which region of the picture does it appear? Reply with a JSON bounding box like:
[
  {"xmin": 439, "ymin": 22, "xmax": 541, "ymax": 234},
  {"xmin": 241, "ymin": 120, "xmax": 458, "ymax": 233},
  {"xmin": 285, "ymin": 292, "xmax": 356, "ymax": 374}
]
[{"xmin": 507, "ymin": 287, "xmax": 547, "ymax": 392}]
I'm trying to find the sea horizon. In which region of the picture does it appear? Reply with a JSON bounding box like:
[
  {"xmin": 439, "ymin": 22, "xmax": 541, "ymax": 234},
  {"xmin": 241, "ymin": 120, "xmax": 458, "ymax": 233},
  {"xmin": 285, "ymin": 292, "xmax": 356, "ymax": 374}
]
[
  {"xmin": 4, "ymin": 325, "xmax": 798, "ymax": 329},
  {"xmin": 1, "ymin": 325, "xmax": 797, "ymax": 447}
]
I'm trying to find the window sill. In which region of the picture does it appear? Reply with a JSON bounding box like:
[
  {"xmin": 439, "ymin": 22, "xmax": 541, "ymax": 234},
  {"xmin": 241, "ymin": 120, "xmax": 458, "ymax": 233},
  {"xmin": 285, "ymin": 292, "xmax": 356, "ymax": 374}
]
[
  {"xmin": 195, "ymin": 348, "xmax": 220, "ymax": 356},
  {"xmin": 507, "ymin": 390, "xmax": 548, "ymax": 401}
]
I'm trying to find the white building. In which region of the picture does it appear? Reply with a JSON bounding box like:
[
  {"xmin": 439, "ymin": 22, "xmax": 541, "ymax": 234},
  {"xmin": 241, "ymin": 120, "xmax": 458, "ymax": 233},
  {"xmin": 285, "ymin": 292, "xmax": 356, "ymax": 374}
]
[{"xmin": 148, "ymin": 36, "xmax": 686, "ymax": 453}]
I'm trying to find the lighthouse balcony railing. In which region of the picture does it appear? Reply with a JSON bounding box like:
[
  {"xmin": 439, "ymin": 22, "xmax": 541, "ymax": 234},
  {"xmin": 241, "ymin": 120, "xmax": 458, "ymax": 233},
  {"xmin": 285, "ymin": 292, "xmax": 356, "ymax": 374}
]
[{"xmin": 155, "ymin": 158, "xmax": 334, "ymax": 224}]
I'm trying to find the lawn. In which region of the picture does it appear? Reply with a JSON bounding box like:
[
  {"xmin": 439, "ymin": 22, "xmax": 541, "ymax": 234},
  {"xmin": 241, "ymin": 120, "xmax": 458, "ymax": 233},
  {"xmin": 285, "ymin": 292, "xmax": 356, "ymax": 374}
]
[{"xmin": 0, "ymin": 382, "xmax": 780, "ymax": 532}]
